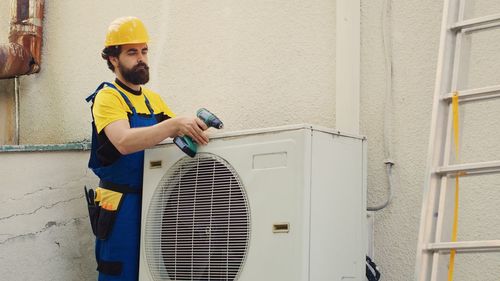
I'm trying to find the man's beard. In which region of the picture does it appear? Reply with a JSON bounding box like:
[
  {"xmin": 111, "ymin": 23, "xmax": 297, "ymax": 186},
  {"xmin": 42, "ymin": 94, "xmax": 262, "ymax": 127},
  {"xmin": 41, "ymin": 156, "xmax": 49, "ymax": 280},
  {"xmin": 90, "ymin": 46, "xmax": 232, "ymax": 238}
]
[{"xmin": 119, "ymin": 61, "xmax": 150, "ymax": 85}]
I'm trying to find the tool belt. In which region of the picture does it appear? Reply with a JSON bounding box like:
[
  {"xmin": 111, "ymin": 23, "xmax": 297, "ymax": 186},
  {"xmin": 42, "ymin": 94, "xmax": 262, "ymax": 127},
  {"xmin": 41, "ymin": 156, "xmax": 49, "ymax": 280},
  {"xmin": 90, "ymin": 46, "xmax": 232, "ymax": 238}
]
[{"xmin": 84, "ymin": 181, "xmax": 140, "ymax": 240}]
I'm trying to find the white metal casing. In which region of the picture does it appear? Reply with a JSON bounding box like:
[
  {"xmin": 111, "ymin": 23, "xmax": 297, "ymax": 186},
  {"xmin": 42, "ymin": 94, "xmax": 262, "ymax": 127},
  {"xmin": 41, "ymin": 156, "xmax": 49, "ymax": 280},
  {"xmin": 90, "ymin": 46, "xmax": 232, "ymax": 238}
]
[{"xmin": 140, "ymin": 124, "xmax": 367, "ymax": 281}]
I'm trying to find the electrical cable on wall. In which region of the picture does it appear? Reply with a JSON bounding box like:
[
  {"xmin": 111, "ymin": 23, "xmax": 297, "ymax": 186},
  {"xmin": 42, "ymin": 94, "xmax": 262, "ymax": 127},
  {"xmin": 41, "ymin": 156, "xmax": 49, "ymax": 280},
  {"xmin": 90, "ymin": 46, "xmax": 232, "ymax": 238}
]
[
  {"xmin": 367, "ymin": 0, "xmax": 398, "ymax": 212},
  {"xmin": 14, "ymin": 77, "xmax": 20, "ymax": 144}
]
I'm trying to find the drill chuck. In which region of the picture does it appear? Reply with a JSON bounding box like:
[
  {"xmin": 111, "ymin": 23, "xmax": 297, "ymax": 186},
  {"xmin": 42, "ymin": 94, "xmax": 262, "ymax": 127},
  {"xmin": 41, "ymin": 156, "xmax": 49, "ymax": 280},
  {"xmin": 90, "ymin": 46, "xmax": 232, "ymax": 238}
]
[{"xmin": 197, "ymin": 108, "xmax": 224, "ymax": 129}]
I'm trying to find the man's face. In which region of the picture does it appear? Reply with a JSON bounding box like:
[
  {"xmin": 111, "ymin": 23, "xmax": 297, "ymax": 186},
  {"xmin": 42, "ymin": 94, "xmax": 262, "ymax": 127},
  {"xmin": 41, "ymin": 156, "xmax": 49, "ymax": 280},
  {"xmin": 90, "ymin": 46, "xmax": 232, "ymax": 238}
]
[{"xmin": 115, "ymin": 43, "xmax": 150, "ymax": 85}]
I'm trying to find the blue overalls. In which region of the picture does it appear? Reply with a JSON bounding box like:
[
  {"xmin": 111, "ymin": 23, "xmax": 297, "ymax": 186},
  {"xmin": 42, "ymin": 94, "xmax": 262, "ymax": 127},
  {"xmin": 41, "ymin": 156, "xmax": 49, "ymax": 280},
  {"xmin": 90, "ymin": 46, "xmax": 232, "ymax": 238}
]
[{"xmin": 86, "ymin": 82, "xmax": 157, "ymax": 281}]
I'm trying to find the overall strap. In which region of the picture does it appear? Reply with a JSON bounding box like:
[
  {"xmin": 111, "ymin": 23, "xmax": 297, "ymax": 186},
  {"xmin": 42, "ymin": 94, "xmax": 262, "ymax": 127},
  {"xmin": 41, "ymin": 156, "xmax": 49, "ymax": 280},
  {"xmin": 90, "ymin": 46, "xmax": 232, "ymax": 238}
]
[
  {"xmin": 86, "ymin": 82, "xmax": 137, "ymax": 114},
  {"xmin": 86, "ymin": 82, "xmax": 114, "ymax": 103},
  {"xmin": 143, "ymin": 95, "xmax": 155, "ymax": 116}
]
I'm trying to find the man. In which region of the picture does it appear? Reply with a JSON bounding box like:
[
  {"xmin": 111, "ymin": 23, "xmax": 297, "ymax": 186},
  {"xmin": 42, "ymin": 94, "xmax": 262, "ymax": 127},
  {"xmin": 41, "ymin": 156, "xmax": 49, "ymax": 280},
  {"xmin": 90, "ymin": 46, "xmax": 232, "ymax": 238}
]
[{"xmin": 85, "ymin": 16, "xmax": 209, "ymax": 281}]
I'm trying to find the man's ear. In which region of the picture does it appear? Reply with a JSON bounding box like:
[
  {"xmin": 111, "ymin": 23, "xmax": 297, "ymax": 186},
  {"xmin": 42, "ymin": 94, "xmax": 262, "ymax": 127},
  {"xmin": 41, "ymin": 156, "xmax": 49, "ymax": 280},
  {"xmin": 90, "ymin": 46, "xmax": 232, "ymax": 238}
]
[{"xmin": 110, "ymin": 56, "xmax": 119, "ymax": 68}]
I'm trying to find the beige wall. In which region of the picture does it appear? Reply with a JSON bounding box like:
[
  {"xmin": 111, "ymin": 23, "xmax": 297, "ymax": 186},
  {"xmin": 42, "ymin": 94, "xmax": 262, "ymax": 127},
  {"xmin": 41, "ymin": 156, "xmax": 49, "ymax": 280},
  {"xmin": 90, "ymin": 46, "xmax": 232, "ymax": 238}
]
[
  {"xmin": 1, "ymin": 0, "xmax": 336, "ymax": 144},
  {"xmin": 2, "ymin": 0, "xmax": 500, "ymax": 280},
  {"xmin": 0, "ymin": 2, "xmax": 13, "ymax": 144},
  {"xmin": 361, "ymin": 0, "xmax": 439, "ymax": 279},
  {"xmin": 0, "ymin": 79, "xmax": 14, "ymax": 144}
]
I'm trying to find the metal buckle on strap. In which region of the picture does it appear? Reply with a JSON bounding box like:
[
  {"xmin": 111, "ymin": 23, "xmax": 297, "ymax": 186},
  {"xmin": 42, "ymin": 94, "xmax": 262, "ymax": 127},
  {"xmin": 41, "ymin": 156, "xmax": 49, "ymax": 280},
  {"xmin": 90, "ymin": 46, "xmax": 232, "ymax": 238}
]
[{"xmin": 97, "ymin": 260, "xmax": 123, "ymax": 276}]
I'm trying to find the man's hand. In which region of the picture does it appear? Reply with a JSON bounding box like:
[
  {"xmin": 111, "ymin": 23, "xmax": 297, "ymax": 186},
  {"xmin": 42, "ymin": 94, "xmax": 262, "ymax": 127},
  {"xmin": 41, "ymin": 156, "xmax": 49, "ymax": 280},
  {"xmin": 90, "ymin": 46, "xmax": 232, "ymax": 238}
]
[{"xmin": 174, "ymin": 116, "xmax": 209, "ymax": 145}]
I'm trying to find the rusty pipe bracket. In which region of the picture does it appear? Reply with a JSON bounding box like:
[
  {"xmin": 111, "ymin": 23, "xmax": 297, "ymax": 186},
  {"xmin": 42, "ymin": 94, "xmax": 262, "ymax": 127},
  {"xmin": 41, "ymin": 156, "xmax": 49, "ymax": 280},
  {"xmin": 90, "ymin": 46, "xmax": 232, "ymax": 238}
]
[
  {"xmin": 0, "ymin": 43, "xmax": 33, "ymax": 79},
  {"xmin": 0, "ymin": 0, "xmax": 44, "ymax": 79}
]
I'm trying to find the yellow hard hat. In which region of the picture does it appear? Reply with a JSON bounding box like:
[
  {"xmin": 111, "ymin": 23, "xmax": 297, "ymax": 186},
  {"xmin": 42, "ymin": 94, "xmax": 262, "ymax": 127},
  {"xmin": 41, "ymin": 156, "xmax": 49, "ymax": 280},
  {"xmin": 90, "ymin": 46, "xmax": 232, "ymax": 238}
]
[{"xmin": 104, "ymin": 16, "xmax": 149, "ymax": 47}]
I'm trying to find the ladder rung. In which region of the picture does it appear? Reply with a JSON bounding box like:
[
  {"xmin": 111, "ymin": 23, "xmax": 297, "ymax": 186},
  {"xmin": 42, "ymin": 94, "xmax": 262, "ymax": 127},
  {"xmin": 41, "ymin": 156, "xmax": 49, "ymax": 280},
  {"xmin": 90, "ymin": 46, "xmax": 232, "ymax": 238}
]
[
  {"xmin": 427, "ymin": 240, "xmax": 500, "ymax": 252},
  {"xmin": 436, "ymin": 160, "xmax": 500, "ymax": 175},
  {"xmin": 450, "ymin": 13, "xmax": 500, "ymax": 32},
  {"xmin": 442, "ymin": 85, "xmax": 500, "ymax": 102}
]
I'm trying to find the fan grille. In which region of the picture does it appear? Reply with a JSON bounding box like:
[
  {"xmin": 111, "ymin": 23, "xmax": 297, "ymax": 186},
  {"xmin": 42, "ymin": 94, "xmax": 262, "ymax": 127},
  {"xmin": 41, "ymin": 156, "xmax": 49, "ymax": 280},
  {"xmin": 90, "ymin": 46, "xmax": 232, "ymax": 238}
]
[{"xmin": 145, "ymin": 153, "xmax": 250, "ymax": 281}]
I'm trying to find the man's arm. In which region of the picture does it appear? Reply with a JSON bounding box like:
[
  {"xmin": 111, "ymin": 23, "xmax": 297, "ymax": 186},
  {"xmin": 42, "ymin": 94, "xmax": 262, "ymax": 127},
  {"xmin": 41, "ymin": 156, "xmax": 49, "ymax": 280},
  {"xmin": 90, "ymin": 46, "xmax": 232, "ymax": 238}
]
[{"xmin": 104, "ymin": 117, "xmax": 209, "ymax": 155}]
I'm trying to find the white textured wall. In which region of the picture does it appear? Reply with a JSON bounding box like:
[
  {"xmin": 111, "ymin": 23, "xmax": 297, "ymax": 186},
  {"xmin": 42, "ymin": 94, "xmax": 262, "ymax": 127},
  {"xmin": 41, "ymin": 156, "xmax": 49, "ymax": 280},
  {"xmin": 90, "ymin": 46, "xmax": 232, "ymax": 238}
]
[
  {"xmin": 2, "ymin": 0, "xmax": 500, "ymax": 280},
  {"xmin": 361, "ymin": 1, "xmax": 440, "ymax": 279},
  {"xmin": 0, "ymin": 151, "xmax": 98, "ymax": 281}
]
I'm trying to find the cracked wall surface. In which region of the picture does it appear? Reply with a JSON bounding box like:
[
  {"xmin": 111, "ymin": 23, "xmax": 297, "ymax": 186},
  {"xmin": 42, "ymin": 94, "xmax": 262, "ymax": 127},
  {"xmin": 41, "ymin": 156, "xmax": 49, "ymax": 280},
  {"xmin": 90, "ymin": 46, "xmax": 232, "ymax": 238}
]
[{"xmin": 0, "ymin": 151, "xmax": 98, "ymax": 281}]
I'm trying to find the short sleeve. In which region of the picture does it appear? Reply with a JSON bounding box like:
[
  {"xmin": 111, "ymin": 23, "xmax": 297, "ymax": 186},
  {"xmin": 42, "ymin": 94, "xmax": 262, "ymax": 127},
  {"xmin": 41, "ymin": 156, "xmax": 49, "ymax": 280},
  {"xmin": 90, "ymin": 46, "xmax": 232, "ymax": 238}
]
[
  {"xmin": 160, "ymin": 100, "xmax": 176, "ymax": 118},
  {"xmin": 92, "ymin": 88, "xmax": 130, "ymax": 133}
]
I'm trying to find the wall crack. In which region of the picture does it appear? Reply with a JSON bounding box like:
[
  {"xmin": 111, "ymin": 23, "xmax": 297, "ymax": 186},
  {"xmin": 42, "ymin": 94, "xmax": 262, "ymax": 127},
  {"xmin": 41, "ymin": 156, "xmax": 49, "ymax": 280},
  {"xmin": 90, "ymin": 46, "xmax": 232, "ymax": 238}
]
[
  {"xmin": 0, "ymin": 194, "xmax": 84, "ymax": 221},
  {"xmin": 0, "ymin": 215, "xmax": 87, "ymax": 244}
]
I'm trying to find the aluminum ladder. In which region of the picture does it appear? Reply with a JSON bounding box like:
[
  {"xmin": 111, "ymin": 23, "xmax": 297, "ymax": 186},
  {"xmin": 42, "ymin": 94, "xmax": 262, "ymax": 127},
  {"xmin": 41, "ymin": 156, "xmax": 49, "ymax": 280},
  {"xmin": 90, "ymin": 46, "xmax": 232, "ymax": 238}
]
[{"xmin": 415, "ymin": 0, "xmax": 500, "ymax": 280}]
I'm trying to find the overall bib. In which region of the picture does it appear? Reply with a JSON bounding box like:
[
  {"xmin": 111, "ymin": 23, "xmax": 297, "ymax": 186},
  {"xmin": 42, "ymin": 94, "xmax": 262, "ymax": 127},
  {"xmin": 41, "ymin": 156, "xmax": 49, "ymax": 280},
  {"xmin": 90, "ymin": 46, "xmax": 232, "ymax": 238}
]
[{"xmin": 86, "ymin": 82, "xmax": 157, "ymax": 281}]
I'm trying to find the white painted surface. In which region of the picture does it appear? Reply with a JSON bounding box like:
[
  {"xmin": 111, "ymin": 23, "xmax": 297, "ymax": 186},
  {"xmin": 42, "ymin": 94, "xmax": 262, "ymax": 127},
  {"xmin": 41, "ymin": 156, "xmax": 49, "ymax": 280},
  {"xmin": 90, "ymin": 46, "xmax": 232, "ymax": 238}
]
[
  {"xmin": 336, "ymin": 0, "xmax": 360, "ymax": 134},
  {"xmin": 310, "ymin": 130, "xmax": 365, "ymax": 280}
]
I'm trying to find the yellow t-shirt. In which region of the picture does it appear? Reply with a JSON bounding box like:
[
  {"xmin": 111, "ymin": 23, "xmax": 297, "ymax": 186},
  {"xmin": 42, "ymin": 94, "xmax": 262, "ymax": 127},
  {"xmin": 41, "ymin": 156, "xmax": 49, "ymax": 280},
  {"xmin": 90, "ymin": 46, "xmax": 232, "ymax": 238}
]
[{"xmin": 92, "ymin": 82, "xmax": 175, "ymax": 133}]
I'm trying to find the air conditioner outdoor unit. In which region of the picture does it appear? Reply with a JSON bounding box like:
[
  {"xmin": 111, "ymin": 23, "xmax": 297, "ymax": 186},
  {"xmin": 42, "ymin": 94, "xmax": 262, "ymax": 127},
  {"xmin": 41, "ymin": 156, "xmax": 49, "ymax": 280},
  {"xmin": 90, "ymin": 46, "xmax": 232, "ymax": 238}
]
[{"xmin": 140, "ymin": 124, "xmax": 366, "ymax": 281}]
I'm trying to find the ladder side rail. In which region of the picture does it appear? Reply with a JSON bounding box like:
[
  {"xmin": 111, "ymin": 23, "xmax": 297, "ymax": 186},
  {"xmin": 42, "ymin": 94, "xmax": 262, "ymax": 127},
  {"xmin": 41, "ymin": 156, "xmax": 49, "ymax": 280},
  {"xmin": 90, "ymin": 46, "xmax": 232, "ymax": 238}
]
[
  {"xmin": 414, "ymin": 0, "xmax": 461, "ymax": 280},
  {"xmin": 433, "ymin": 0, "xmax": 470, "ymax": 249},
  {"xmin": 431, "ymin": 1, "xmax": 471, "ymax": 279},
  {"xmin": 430, "ymin": 169, "xmax": 453, "ymax": 280},
  {"xmin": 429, "ymin": 118, "xmax": 454, "ymax": 281}
]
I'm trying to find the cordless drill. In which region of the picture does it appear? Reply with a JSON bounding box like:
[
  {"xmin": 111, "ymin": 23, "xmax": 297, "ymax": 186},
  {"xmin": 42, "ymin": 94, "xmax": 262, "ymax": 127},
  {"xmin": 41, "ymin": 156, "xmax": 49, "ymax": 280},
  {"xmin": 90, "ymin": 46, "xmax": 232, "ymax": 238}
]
[{"xmin": 173, "ymin": 108, "xmax": 223, "ymax": 157}]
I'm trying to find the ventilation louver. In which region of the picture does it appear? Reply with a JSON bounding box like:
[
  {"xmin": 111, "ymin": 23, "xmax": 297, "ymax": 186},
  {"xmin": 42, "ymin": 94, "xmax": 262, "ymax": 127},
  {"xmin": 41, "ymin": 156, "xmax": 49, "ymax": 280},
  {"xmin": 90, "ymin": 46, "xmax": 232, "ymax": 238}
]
[{"xmin": 145, "ymin": 153, "xmax": 250, "ymax": 281}]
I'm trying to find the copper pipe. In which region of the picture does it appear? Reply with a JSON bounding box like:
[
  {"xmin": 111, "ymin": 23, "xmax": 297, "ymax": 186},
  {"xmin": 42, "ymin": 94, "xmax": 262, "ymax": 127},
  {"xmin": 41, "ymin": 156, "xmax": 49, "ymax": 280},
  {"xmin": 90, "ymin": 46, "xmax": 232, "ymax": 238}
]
[
  {"xmin": 0, "ymin": 0, "xmax": 44, "ymax": 79},
  {"xmin": 0, "ymin": 43, "xmax": 32, "ymax": 78}
]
